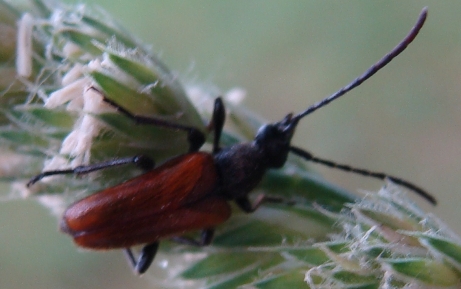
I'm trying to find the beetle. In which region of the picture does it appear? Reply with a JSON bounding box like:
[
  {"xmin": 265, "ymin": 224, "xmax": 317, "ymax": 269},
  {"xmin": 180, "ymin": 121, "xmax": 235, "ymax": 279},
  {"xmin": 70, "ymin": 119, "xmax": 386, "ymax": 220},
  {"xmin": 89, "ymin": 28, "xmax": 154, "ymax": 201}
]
[{"xmin": 27, "ymin": 8, "xmax": 434, "ymax": 274}]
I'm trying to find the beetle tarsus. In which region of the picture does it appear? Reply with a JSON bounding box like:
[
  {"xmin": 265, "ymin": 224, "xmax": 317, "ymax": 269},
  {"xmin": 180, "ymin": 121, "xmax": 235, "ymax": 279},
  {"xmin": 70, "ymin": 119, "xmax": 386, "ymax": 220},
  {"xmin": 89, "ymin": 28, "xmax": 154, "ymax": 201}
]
[
  {"xmin": 27, "ymin": 169, "xmax": 75, "ymax": 187},
  {"xmin": 27, "ymin": 155, "xmax": 155, "ymax": 187},
  {"xmin": 208, "ymin": 97, "xmax": 226, "ymax": 154},
  {"xmin": 124, "ymin": 242, "xmax": 159, "ymax": 275}
]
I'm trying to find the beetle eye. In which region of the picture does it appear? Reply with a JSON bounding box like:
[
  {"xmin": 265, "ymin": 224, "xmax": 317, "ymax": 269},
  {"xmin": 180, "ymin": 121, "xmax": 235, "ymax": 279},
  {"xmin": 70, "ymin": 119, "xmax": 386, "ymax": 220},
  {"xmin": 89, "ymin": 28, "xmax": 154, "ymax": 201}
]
[
  {"xmin": 255, "ymin": 124, "xmax": 268, "ymax": 136},
  {"xmin": 254, "ymin": 124, "xmax": 271, "ymax": 143}
]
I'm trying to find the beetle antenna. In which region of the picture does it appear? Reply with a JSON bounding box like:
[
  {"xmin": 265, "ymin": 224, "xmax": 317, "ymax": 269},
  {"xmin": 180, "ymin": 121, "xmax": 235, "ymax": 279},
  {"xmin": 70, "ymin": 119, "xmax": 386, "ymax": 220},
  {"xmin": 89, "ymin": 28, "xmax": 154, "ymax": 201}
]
[
  {"xmin": 292, "ymin": 7, "xmax": 427, "ymax": 122},
  {"xmin": 290, "ymin": 146, "xmax": 436, "ymax": 205}
]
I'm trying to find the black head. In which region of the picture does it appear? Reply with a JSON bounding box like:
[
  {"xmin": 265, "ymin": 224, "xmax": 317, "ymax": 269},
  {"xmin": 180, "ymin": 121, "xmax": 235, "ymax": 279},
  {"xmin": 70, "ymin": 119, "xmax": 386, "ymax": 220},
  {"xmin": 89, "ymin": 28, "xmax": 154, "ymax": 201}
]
[{"xmin": 254, "ymin": 113, "xmax": 299, "ymax": 168}]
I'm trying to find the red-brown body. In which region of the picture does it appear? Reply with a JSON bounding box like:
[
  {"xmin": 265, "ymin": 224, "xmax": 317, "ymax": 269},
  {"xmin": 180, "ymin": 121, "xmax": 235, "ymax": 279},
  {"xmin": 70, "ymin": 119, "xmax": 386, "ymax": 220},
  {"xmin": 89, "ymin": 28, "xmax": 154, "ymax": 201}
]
[{"xmin": 61, "ymin": 152, "xmax": 231, "ymax": 249}]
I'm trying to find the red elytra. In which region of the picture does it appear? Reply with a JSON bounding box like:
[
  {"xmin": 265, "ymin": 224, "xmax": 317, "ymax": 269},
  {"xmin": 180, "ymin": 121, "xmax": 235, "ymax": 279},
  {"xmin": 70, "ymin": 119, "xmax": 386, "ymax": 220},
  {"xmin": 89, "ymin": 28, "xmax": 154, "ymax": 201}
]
[{"xmin": 61, "ymin": 153, "xmax": 230, "ymax": 249}]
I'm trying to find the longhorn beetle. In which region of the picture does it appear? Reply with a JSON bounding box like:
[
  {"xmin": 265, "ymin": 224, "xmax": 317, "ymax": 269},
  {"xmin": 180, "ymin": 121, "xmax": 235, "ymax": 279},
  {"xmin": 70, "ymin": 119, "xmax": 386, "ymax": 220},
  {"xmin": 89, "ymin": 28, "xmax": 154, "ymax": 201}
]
[{"xmin": 28, "ymin": 8, "xmax": 434, "ymax": 274}]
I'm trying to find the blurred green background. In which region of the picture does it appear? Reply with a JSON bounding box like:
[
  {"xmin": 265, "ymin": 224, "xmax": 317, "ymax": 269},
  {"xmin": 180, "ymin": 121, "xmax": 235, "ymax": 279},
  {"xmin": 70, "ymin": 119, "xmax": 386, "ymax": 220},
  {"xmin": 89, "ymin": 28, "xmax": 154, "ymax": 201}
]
[{"xmin": 1, "ymin": 1, "xmax": 461, "ymax": 288}]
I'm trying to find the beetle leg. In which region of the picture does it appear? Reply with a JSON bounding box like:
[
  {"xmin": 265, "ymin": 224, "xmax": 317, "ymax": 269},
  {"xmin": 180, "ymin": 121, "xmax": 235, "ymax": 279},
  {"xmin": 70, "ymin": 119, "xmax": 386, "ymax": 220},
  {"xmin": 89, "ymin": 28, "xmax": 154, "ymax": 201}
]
[
  {"xmin": 235, "ymin": 194, "xmax": 285, "ymax": 213},
  {"xmin": 124, "ymin": 242, "xmax": 159, "ymax": 275},
  {"xmin": 170, "ymin": 228, "xmax": 215, "ymax": 246},
  {"xmin": 89, "ymin": 86, "xmax": 206, "ymax": 152},
  {"xmin": 27, "ymin": 155, "xmax": 154, "ymax": 187},
  {"xmin": 235, "ymin": 195, "xmax": 262, "ymax": 213},
  {"xmin": 207, "ymin": 97, "xmax": 226, "ymax": 154}
]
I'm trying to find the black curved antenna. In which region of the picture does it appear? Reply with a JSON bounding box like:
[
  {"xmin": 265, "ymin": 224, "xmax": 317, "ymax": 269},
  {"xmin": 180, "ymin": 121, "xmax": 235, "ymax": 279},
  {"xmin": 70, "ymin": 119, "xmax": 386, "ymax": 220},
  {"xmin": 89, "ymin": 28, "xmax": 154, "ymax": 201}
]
[
  {"xmin": 292, "ymin": 7, "xmax": 427, "ymax": 122},
  {"xmin": 290, "ymin": 146, "xmax": 436, "ymax": 205},
  {"xmin": 287, "ymin": 8, "xmax": 435, "ymax": 205}
]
